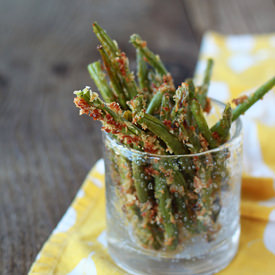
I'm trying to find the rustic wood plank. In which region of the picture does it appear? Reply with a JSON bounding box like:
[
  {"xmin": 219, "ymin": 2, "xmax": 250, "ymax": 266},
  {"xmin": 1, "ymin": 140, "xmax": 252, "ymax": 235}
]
[
  {"xmin": 0, "ymin": 0, "xmax": 274, "ymax": 273},
  {"xmin": 182, "ymin": 0, "xmax": 275, "ymax": 35}
]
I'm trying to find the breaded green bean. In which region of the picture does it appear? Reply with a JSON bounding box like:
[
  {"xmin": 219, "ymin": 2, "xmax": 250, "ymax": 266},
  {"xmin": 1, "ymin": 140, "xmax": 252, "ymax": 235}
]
[
  {"xmin": 191, "ymin": 100, "xmax": 218, "ymax": 149},
  {"xmin": 87, "ymin": 61, "xmax": 116, "ymax": 103},
  {"xmin": 130, "ymin": 34, "xmax": 168, "ymax": 76}
]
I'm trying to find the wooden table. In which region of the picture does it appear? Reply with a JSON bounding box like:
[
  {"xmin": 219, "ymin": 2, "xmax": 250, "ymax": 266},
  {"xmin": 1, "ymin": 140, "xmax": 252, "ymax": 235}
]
[{"xmin": 1, "ymin": 0, "xmax": 274, "ymax": 273}]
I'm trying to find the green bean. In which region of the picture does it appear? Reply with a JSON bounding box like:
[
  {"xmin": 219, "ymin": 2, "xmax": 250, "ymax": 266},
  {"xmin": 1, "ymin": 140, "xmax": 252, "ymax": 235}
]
[
  {"xmin": 191, "ymin": 100, "xmax": 218, "ymax": 149},
  {"xmin": 210, "ymin": 76, "xmax": 275, "ymax": 134},
  {"xmin": 74, "ymin": 88, "xmax": 140, "ymax": 137},
  {"xmin": 75, "ymin": 88, "xmax": 165, "ymax": 154},
  {"xmin": 132, "ymin": 160, "xmax": 148, "ymax": 203},
  {"xmin": 154, "ymin": 176, "xmax": 178, "ymax": 250},
  {"xmin": 146, "ymin": 90, "xmax": 163, "ymax": 114},
  {"xmin": 232, "ymin": 76, "xmax": 275, "ymax": 121},
  {"xmin": 211, "ymin": 104, "xmax": 232, "ymax": 144},
  {"xmin": 94, "ymin": 23, "xmax": 138, "ymax": 100},
  {"xmin": 130, "ymin": 34, "xmax": 174, "ymax": 114},
  {"xmin": 93, "ymin": 22, "xmax": 118, "ymax": 57},
  {"xmin": 97, "ymin": 46, "xmax": 127, "ymax": 108},
  {"xmin": 174, "ymin": 81, "xmax": 202, "ymax": 153},
  {"xmin": 197, "ymin": 59, "xmax": 214, "ymax": 109},
  {"xmin": 203, "ymin": 59, "xmax": 214, "ymax": 87},
  {"xmin": 186, "ymin": 78, "xmax": 196, "ymax": 101},
  {"xmin": 87, "ymin": 61, "xmax": 116, "ymax": 103},
  {"xmin": 185, "ymin": 79, "xmax": 196, "ymax": 127},
  {"xmin": 138, "ymin": 113, "xmax": 188, "ymax": 154},
  {"xmin": 130, "ymin": 34, "xmax": 168, "ymax": 76},
  {"xmin": 136, "ymin": 48, "xmax": 150, "ymax": 92}
]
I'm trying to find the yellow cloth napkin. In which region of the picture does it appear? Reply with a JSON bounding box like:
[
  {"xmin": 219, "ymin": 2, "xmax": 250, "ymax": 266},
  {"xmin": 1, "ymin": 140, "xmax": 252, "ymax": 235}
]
[{"xmin": 29, "ymin": 33, "xmax": 275, "ymax": 275}]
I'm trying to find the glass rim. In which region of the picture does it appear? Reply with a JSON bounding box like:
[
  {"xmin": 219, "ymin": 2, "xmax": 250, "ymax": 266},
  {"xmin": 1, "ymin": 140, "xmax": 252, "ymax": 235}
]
[{"xmin": 104, "ymin": 98, "xmax": 243, "ymax": 158}]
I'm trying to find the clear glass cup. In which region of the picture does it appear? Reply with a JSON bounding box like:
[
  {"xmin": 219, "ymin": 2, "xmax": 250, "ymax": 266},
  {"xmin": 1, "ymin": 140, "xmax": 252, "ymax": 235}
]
[{"xmin": 103, "ymin": 99, "xmax": 243, "ymax": 275}]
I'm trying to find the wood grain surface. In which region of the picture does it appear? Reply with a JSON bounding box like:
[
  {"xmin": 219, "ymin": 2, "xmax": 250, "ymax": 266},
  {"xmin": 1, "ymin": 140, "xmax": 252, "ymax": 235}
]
[{"xmin": 0, "ymin": 0, "xmax": 274, "ymax": 273}]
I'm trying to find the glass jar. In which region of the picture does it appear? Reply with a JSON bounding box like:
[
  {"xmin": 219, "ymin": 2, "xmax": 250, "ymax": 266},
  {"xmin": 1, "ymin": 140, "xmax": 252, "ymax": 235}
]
[{"xmin": 103, "ymin": 99, "xmax": 243, "ymax": 275}]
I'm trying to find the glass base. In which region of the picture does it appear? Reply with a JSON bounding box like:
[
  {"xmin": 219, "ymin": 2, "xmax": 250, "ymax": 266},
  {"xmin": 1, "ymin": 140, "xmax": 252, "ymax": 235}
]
[{"xmin": 108, "ymin": 226, "xmax": 240, "ymax": 275}]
